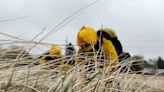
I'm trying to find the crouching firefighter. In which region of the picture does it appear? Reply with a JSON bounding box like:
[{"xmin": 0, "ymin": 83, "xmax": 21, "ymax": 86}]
[
  {"xmin": 96, "ymin": 28, "xmax": 148, "ymax": 73},
  {"xmin": 38, "ymin": 44, "xmax": 62, "ymax": 64},
  {"xmin": 35, "ymin": 44, "xmax": 77, "ymax": 71},
  {"xmin": 34, "ymin": 44, "xmax": 68, "ymax": 70},
  {"xmin": 77, "ymin": 26, "xmax": 119, "ymax": 70},
  {"xmin": 96, "ymin": 28, "xmax": 131, "ymax": 62}
]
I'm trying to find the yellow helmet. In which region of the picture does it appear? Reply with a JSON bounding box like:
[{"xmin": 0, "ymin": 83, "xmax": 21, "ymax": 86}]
[
  {"xmin": 38, "ymin": 44, "xmax": 62, "ymax": 65},
  {"xmin": 77, "ymin": 26, "xmax": 97, "ymax": 51},
  {"xmin": 49, "ymin": 44, "xmax": 62, "ymax": 56}
]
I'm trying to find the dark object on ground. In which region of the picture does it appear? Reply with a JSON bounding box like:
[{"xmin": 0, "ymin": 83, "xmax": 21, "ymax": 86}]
[
  {"xmin": 144, "ymin": 61, "xmax": 154, "ymax": 68},
  {"xmin": 118, "ymin": 52, "xmax": 131, "ymax": 61},
  {"xmin": 157, "ymin": 57, "xmax": 164, "ymax": 69},
  {"xmin": 130, "ymin": 56, "xmax": 145, "ymax": 72},
  {"xmin": 130, "ymin": 61, "xmax": 144, "ymax": 71},
  {"xmin": 65, "ymin": 43, "xmax": 76, "ymax": 65},
  {"xmin": 119, "ymin": 55, "xmax": 145, "ymax": 73},
  {"xmin": 66, "ymin": 43, "xmax": 76, "ymax": 55}
]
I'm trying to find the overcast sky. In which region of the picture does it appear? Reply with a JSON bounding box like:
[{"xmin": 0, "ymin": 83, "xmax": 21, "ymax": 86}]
[{"xmin": 0, "ymin": 0, "xmax": 164, "ymax": 58}]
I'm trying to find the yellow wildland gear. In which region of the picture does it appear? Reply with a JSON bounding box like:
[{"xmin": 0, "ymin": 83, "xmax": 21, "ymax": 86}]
[
  {"xmin": 76, "ymin": 26, "xmax": 118, "ymax": 67},
  {"xmin": 77, "ymin": 26, "xmax": 98, "ymax": 52},
  {"xmin": 96, "ymin": 28, "xmax": 119, "ymax": 67},
  {"xmin": 97, "ymin": 28, "xmax": 123, "ymax": 56},
  {"xmin": 49, "ymin": 44, "xmax": 62, "ymax": 56},
  {"xmin": 102, "ymin": 37, "xmax": 118, "ymax": 63},
  {"xmin": 39, "ymin": 44, "xmax": 62, "ymax": 64}
]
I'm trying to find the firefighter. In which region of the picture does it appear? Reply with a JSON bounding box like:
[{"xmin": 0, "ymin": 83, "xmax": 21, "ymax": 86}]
[
  {"xmin": 97, "ymin": 28, "xmax": 130, "ymax": 61},
  {"xmin": 77, "ymin": 26, "xmax": 119, "ymax": 68},
  {"xmin": 38, "ymin": 44, "xmax": 62, "ymax": 64},
  {"xmin": 35, "ymin": 44, "xmax": 71, "ymax": 71}
]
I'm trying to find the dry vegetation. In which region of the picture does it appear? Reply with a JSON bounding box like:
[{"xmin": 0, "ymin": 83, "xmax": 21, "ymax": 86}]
[
  {"xmin": 0, "ymin": 47, "xmax": 163, "ymax": 92},
  {"xmin": 1, "ymin": 23, "xmax": 164, "ymax": 92},
  {"xmin": 0, "ymin": 1, "xmax": 164, "ymax": 91}
]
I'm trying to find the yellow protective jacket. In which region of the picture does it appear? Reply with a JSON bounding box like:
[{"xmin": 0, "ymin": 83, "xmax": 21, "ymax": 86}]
[
  {"xmin": 39, "ymin": 44, "xmax": 62, "ymax": 64},
  {"xmin": 102, "ymin": 37, "xmax": 118, "ymax": 64},
  {"xmin": 97, "ymin": 28, "xmax": 123, "ymax": 56}
]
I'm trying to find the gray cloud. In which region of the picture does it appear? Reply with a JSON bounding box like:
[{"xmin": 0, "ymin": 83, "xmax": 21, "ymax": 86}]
[{"xmin": 0, "ymin": 0, "xmax": 164, "ymax": 58}]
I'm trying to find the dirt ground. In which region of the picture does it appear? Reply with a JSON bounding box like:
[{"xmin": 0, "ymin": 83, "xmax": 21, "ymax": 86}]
[{"xmin": 125, "ymin": 74, "xmax": 164, "ymax": 91}]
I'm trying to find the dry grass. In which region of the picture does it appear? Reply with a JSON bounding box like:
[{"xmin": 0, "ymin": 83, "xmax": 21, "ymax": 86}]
[
  {"xmin": 0, "ymin": 1, "xmax": 164, "ymax": 91},
  {"xmin": 0, "ymin": 52, "xmax": 163, "ymax": 92}
]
